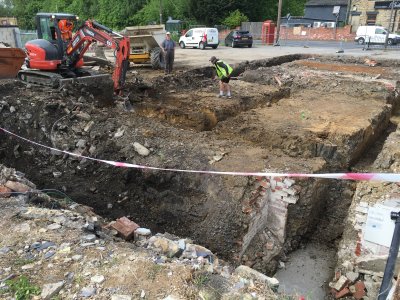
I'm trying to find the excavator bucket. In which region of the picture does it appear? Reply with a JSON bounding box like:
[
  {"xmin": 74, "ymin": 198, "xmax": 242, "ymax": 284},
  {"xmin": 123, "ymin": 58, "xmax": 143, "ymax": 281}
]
[{"xmin": 0, "ymin": 47, "xmax": 25, "ymax": 79}]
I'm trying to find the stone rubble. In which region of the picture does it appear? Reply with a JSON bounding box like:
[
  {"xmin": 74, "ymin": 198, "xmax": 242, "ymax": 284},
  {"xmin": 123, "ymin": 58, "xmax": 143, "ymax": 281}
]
[
  {"xmin": 329, "ymin": 122, "xmax": 400, "ymax": 298},
  {"xmin": 0, "ymin": 164, "xmax": 279, "ymax": 299}
]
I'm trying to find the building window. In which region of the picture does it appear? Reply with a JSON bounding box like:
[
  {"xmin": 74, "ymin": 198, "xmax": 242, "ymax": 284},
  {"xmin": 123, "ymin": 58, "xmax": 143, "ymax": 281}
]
[{"xmin": 366, "ymin": 13, "xmax": 377, "ymax": 25}]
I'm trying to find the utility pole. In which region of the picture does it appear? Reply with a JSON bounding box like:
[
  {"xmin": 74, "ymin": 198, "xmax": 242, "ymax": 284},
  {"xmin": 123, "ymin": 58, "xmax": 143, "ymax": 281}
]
[
  {"xmin": 159, "ymin": 0, "xmax": 163, "ymax": 25},
  {"xmin": 275, "ymin": 0, "xmax": 283, "ymax": 45},
  {"xmin": 378, "ymin": 211, "xmax": 400, "ymax": 300},
  {"xmin": 384, "ymin": 0, "xmax": 395, "ymax": 49}
]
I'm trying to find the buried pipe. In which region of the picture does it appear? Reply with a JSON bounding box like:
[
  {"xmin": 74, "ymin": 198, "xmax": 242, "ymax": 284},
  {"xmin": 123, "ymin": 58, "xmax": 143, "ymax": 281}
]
[{"xmin": 378, "ymin": 211, "xmax": 400, "ymax": 300}]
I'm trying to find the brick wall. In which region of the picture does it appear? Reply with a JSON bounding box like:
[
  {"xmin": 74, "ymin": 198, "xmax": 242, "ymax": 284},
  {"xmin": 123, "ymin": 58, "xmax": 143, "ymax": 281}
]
[
  {"xmin": 240, "ymin": 176, "xmax": 300, "ymax": 271},
  {"xmin": 279, "ymin": 25, "xmax": 355, "ymax": 41},
  {"xmin": 218, "ymin": 26, "xmax": 356, "ymax": 43}
]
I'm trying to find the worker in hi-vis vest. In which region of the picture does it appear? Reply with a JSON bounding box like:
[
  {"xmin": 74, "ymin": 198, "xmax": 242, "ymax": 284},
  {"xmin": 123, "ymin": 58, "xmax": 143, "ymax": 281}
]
[{"xmin": 210, "ymin": 56, "xmax": 233, "ymax": 99}]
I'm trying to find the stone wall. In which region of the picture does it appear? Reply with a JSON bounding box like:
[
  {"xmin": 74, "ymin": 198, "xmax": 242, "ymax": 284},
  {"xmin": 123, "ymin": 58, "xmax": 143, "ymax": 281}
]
[{"xmin": 349, "ymin": 0, "xmax": 400, "ymax": 32}]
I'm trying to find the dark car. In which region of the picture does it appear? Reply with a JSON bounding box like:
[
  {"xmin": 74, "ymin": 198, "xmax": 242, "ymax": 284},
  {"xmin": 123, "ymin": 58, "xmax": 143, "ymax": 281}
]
[{"xmin": 224, "ymin": 30, "xmax": 253, "ymax": 48}]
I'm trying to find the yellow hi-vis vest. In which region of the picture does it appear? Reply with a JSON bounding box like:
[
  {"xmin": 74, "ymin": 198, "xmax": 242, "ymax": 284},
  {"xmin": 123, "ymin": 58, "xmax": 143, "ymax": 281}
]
[{"xmin": 214, "ymin": 60, "xmax": 233, "ymax": 79}]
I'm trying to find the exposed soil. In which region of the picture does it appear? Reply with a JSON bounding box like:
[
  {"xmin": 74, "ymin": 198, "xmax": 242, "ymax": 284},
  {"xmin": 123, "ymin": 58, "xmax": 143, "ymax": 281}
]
[{"xmin": 1, "ymin": 53, "xmax": 400, "ymax": 298}]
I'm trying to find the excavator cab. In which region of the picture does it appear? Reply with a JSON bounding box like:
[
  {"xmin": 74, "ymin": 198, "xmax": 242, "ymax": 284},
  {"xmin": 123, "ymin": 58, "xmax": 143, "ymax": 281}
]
[{"xmin": 35, "ymin": 13, "xmax": 78, "ymax": 60}]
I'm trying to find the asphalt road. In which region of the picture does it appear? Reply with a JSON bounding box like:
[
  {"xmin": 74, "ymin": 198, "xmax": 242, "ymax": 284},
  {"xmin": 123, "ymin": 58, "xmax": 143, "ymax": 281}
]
[{"xmin": 172, "ymin": 40, "xmax": 400, "ymax": 69}]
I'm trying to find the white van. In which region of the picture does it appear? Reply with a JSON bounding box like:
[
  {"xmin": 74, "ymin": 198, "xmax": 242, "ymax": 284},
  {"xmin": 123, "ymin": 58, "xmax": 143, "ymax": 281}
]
[
  {"xmin": 355, "ymin": 25, "xmax": 400, "ymax": 45},
  {"xmin": 179, "ymin": 28, "xmax": 219, "ymax": 50}
]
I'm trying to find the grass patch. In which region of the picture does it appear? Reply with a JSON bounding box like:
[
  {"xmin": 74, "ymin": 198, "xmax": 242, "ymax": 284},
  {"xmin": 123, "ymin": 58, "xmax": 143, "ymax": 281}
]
[
  {"xmin": 14, "ymin": 258, "xmax": 35, "ymax": 266},
  {"xmin": 192, "ymin": 272, "xmax": 210, "ymax": 288},
  {"xmin": 5, "ymin": 275, "xmax": 40, "ymax": 300},
  {"xmin": 147, "ymin": 264, "xmax": 165, "ymax": 280}
]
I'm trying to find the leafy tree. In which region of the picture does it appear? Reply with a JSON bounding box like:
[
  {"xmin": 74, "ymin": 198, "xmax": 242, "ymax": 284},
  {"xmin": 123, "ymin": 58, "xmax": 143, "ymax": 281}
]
[
  {"xmin": 0, "ymin": 0, "xmax": 13, "ymax": 17},
  {"xmin": 132, "ymin": 0, "xmax": 189, "ymax": 26},
  {"xmin": 222, "ymin": 9, "xmax": 248, "ymax": 28},
  {"xmin": 6, "ymin": 0, "xmax": 308, "ymax": 30},
  {"xmin": 12, "ymin": 0, "xmax": 43, "ymax": 29},
  {"xmin": 282, "ymin": 0, "xmax": 306, "ymax": 17}
]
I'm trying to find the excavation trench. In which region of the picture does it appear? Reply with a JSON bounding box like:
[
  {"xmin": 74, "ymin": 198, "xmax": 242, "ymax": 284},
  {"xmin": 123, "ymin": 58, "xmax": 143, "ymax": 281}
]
[{"xmin": 1, "ymin": 55, "xmax": 399, "ymax": 286}]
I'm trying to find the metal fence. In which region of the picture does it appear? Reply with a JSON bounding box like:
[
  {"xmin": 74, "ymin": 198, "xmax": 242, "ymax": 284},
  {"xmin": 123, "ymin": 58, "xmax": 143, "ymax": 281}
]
[
  {"xmin": 276, "ymin": 26, "xmax": 400, "ymax": 50},
  {"xmin": 241, "ymin": 22, "xmax": 263, "ymax": 39},
  {"xmin": 359, "ymin": 35, "xmax": 400, "ymax": 50}
]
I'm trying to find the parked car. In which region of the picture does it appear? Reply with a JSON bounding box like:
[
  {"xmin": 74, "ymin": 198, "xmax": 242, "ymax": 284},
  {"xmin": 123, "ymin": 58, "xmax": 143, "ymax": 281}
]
[
  {"xmin": 355, "ymin": 25, "xmax": 400, "ymax": 45},
  {"xmin": 224, "ymin": 30, "xmax": 253, "ymax": 48},
  {"xmin": 178, "ymin": 28, "xmax": 219, "ymax": 50}
]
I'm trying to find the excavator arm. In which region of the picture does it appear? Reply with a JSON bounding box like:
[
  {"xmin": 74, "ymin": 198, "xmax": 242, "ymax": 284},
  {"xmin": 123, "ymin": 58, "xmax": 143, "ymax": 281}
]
[{"xmin": 66, "ymin": 20, "xmax": 130, "ymax": 93}]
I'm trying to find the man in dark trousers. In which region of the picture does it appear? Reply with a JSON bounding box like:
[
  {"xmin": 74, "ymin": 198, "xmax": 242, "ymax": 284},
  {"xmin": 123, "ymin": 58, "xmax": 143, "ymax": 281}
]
[
  {"xmin": 161, "ymin": 32, "xmax": 176, "ymax": 74},
  {"xmin": 209, "ymin": 56, "xmax": 233, "ymax": 98}
]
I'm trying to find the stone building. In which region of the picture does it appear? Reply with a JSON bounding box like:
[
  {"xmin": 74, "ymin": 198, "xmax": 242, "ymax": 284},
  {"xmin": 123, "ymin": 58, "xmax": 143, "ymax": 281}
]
[{"xmin": 349, "ymin": 0, "xmax": 400, "ymax": 32}]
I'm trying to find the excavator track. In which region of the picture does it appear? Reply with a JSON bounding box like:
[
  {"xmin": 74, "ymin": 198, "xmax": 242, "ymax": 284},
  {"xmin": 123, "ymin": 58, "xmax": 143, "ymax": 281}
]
[
  {"xmin": 17, "ymin": 69, "xmax": 111, "ymax": 89},
  {"xmin": 18, "ymin": 70, "xmax": 63, "ymax": 88}
]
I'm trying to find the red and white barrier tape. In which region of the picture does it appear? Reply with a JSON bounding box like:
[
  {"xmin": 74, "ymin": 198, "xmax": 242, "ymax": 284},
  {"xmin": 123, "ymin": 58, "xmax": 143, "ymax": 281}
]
[{"xmin": 1, "ymin": 127, "xmax": 400, "ymax": 182}]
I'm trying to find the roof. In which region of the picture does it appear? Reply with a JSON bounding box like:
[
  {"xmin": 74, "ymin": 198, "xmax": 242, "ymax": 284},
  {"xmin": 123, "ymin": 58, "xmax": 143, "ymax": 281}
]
[
  {"xmin": 36, "ymin": 13, "xmax": 78, "ymax": 20},
  {"xmin": 166, "ymin": 20, "xmax": 183, "ymax": 24},
  {"xmin": 306, "ymin": 0, "xmax": 348, "ymax": 6}
]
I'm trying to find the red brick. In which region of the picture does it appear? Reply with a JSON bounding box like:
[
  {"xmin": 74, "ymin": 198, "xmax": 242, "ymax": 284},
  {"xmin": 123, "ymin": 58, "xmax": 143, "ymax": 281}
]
[
  {"xmin": 353, "ymin": 281, "xmax": 366, "ymax": 299},
  {"xmin": 335, "ymin": 287, "xmax": 350, "ymax": 299},
  {"xmin": 5, "ymin": 181, "xmax": 30, "ymax": 193},
  {"xmin": 111, "ymin": 217, "xmax": 139, "ymax": 240},
  {"xmin": 259, "ymin": 180, "xmax": 270, "ymax": 188},
  {"xmin": 0, "ymin": 186, "xmax": 12, "ymax": 198}
]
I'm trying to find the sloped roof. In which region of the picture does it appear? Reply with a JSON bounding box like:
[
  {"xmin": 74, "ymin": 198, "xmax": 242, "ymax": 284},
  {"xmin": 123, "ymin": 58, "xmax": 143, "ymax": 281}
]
[{"xmin": 306, "ymin": 0, "xmax": 348, "ymax": 6}]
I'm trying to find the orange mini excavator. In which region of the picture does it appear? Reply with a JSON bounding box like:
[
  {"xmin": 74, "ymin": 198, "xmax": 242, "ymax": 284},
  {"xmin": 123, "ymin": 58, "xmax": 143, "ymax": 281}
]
[{"xmin": 18, "ymin": 13, "xmax": 130, "ymax": 93}]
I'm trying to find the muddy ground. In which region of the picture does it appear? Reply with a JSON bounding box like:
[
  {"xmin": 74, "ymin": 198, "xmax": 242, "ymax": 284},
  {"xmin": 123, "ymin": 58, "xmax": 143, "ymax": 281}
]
[{"xmin": 1, "ymin": 53, "xmax": 400, "ymax": 298}]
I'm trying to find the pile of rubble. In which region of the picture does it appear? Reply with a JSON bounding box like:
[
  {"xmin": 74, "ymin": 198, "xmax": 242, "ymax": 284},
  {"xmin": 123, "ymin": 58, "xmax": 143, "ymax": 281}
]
[{"xmin": 0, "ymin": 164, "xmax": 279, "ymax": 299}]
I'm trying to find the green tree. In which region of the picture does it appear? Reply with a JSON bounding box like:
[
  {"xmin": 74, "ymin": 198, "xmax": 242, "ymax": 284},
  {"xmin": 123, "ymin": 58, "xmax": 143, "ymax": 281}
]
[
  {"xmin": 282, "ymin": 0, "xmax": 306, "ymax": 17},
  {"xmin": 222, "ymin": 9, "xmax": 248, "ymax": 28},
  {"xmin": 0, "ymin": 0, "xmax": 13, "ymax": 17},
  {"xmin": 132, "ymin": 0, "xmax": 189, "ymax": 26},
  {"xmin": 12, "ymin": 0, "xmax": 43, "ymax": 29},
  {"xmin": 188, "ymin": 0, "xmax": 276, "ymax": 25}
]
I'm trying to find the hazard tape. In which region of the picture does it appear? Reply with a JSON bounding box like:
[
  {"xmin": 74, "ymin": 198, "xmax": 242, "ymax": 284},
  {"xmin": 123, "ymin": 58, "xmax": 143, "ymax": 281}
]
[{"xmin": 1, "ymin": 127, "xmax": 400, "ymax": 182}]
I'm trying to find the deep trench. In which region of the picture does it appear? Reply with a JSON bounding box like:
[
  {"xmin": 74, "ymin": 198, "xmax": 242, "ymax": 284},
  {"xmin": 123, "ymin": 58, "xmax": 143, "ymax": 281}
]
[{"xmin": 1, "ymin": 56, "xmax": 399, "ymax": 295}]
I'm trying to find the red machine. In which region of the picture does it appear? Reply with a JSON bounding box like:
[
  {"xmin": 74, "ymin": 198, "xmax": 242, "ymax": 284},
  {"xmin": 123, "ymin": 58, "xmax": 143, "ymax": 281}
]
[{"xmin": 19, "ymin": 13, "xmax": 130, "ymax": 93}]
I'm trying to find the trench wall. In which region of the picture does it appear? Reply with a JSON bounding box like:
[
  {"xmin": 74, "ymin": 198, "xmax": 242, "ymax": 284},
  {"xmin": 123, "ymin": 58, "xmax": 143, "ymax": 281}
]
[
  {"xmin": 333, "ymin": 123, "xmax": 400, "ymax": 299},
  {"xmin": 1, "ymin": 57, "xmax": 400, "ymax": 279}
]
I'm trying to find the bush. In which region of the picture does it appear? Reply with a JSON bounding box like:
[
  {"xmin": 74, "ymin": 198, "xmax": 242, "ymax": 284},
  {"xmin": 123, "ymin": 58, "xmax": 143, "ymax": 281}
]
[{"xmin": 222, "ymin": 10, "xmax": 249, "ymax": 29}]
